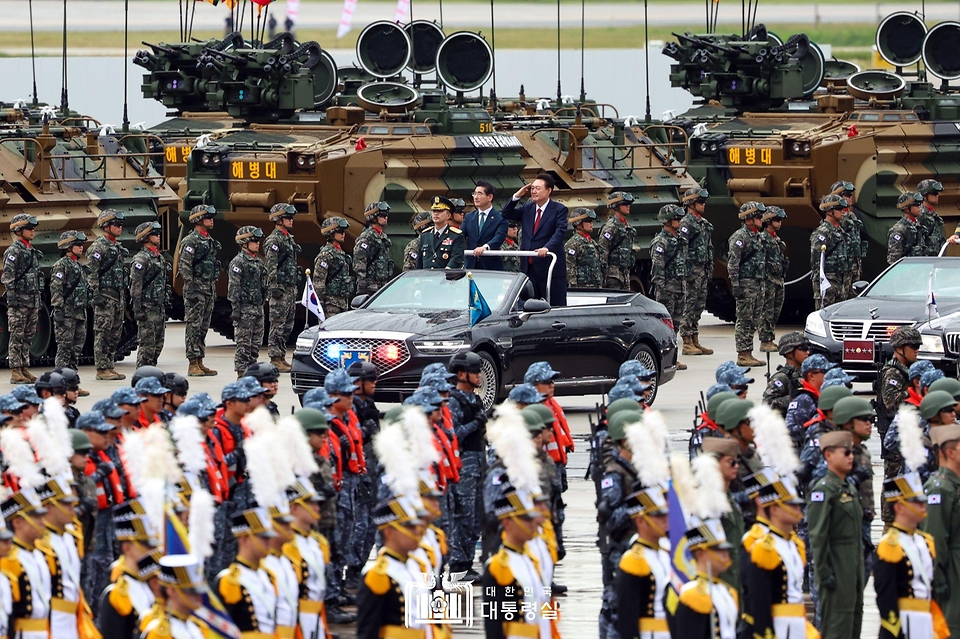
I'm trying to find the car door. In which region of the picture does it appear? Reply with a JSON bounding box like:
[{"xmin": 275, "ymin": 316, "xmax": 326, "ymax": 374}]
[{"xmin": 505, "ymin": 308, "xmax": 582, "ymax": 387}]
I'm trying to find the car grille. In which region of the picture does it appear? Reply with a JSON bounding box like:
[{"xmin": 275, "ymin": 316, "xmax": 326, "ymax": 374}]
[
  {"xmin": 829, "ymin": 320, "xmax": 913, "ymax": 342},
  {"xmin": 312, "ymin": 337, "xmax": 411, "ymax": 375},
  {"xmin": 946, "ymin": 333, "xmax": 960, "ymax": 354},
  {"xmin": 291, "ymin": 371, "xmax": 324, "ymax": 389}
]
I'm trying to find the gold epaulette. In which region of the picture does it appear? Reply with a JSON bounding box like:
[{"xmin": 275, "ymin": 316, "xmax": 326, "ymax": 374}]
[
  {"xmin": 218, "ymin": 565, "xmax": 243, "ymax": 604},
  {"xmin": 540, "ymin": 520, "xmax": 559, "ymax": 564},
  {"xmin": 108, "ymin": 558, "xmax": 127, "ymax": 582},
  {"xmin": 107, "ymin": 578, "xmax": 133, "ymax": 616},
  {"xmin": 791, "ymin": 532, "xmax": 806, "ymax": 565},
  {"xmin": 432, "ymin": 526, "xmax": 448, "ymax": 556},
  {"xmin": 363, "ymin": 555, "xmax": 392, "ymax": 595},
  {"xmin": 617, "ymin": 544, "xmax": 651, "ymax": 577},
  {"xmin": 1, "ymin": 552, "xmax": 21, "ymax": 603},
  {"xmin": 742, "ymin": 524, "xmax": 766, "ymax": 553},
  {"xmin": 918, "ymin": 530, "xmax": 937, "ymax": 560},
  {"xmin": 142, "ymin": 614, "xmax": 172, "ymax": 639},
  {"xmin": 679, "ymin": 579, "xmax": 712, "ymax": 615},
  {"xmin": 282, "ymin": 541, "xmax": 303, "ymax": 573},
  {"xmin": 877, "ymin": 529, "xmax": 905, "ymax": 564},
  {"xmin": 488, "ymin": 548, "xmax": 514, "ymax": 587},
  {"xmin": 67, "ymin": 524, "xmax": 85, "ymax": 560},
  {"xmin": 312, "ymin": 532, "xmax": 331, "ymax": 564},
  {"xmin": 35, "ymin": 536, "xmax": 59, "ymax": 577},
  {"xmin": 750, "ymin": 534, "xmax": 782, "ymax": 571},
  {"xmin": 449, "ymin": 227, "xmax": 462, "ymax": 234}
]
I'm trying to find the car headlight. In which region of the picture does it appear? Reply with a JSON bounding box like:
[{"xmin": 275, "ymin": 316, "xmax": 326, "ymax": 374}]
[
  {"xmin": 413, "ymin": 339, "xmax": 467, "ymax": 355},
  {"xmin": 921, "ymin": 334, "xmax": 944, "ymax": 354},
  {"xmin": 805, "ymin": 312, "xmax": 827, "ymax": 338},
  {"xmin": 295, "ymin": 335, "xmax": 315, "ymax": 354}
]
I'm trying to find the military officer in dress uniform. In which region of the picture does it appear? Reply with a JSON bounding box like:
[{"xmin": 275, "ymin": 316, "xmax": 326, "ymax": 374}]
[
  {"xmin": 418, "ymin": 197, "xmax": 466, "ymax": 269},
  {"xmin": 807, "ymin": 430, "xmax": 864, "ymax": 639},
  {"xmin": 216, "ymin": 506, "xmax": 279, "ymax": 637},
  {"xmin": 921, "ymin": 424, "xmax": 960, "ymax": 637}
]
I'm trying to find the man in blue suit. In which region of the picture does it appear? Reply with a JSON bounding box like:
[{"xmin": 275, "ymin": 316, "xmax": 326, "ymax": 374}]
[
  {"xmin": 464, "ymin": 181, "xmax": 509, "ymax": 271},
  {"xmin": 501, "ymin": 173, "xmax": 568, "ymax": 306}
]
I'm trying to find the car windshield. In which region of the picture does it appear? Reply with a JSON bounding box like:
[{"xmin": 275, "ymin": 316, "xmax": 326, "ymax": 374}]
[
  {"xmin": 867, "ymin": 259, "xmax": 960, "ymax": 300},
  {"xmin": 366, "ymin": 271, "xmax": 516, "ymax": 311}
]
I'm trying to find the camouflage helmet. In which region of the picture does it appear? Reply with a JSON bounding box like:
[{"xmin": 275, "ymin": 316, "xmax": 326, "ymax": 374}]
[
  {"xmin": 96, "ymin": 209, "xmax": 125, "ymax": 228},
  {"xmin": 268, "ymin": 203, "xmax": 297, "ymax": 222},
  {"xmin": 830, "ymin": 181, "xmax": 855, "ymax": 197},
  {"xmin": 57, "ymin": 230, "xmax": 87, "ymax": 250},
  {"xmin": 607, "ymin": 191, "xmax": 634, "ymax": 209},
  {"xmin": 10, "ymin": 214, "xmax": 39, "ymax": 233},
  {"xmin": 569, "ymin": 207, "xmax": 597, "ymax": 227},
  {"xmin": 889, "ymin": 326, "xmax": 922, "ymax": 349},
  {"xmin": 681, "ymin": 187, "xmax": 709, "ymax": 206},
  {"xmin": 897, "ymin": 191, "xmax": 923, "ymax": 210},
  {"xmin": 777, "ymin": 331, "xmax": 809, "ymax": 356},
  {"xmin": 134, "ymin": 221, "xmax": 162, "ymax": 243},
  {"xmin": 917, "ymin": 179, "xmax": 944, "ymax": 196},
  {"xmin": 363, "ymin": 201, "xmax": 390, "ymax": 222},
  {"xmin": 188, "ymin": 204, "xmax": 217, "ymax": 223},
  {"xmin": 761, "ymin": 205, "xmax": 787, "ymax": 223},
  {"xmin": 235, "ymin": 225, "xmax": 264, "ymax": 246},
  {"xmin": 738, "ymin": 201, "xmax": 765, "ymax": 219},
  {"xmin": 819, "ymin": 194, "xmax": 847, "ymax": 213},
  {"xmin": 452, "ymin": 198, "xmax": 466, "ymax": 213},
  {"xmin": 410, "ymin": 211, "xmax": 432, "ymax": 232},
  {"xmin": 321, "ymin": 217, "xmax": 350, "ymax": 236},
  {"xmin": 657, "ymin": 204, "xmax": 684, "ymax": 223}
]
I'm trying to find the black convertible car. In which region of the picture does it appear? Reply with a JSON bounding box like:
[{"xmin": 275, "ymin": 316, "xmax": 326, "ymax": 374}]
[
  {"xmin": 292, "ymin": 269, "xmax": 678, "ymax": 408},
  {"xmin": 804, "ymin": 257, "xmax": 960, "ymax": 379}
]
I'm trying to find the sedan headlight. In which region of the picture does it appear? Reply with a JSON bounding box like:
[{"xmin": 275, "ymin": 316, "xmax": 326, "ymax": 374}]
[
  {"xmin": 413, "ymin": 339, "xmax": 467, "ymax": 355},
  {"xmin": 921, "ymin": 334, "xmax": 945, "ymax": 354},
  {"xmin": 805, "ymin": 312, "xmax": 827, "ymax": 338},
  {"xmin": 295, "ymin": 335, "xmax": 315, "ymax": 354}
]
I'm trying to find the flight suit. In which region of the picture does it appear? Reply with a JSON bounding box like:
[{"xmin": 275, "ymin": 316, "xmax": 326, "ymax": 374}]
[
  {"xmin": 921, "ymin": 466, "xmax": 960, "ymax": 637},
  {"xmin": 49, "ymin": 253, "xmax": 89, "ymax": 371},
  {"xmin": 227, "ymin": 250, "xmax": 267, "ymax": 374},
  {"xmin": 417, "ymin": 226, "xmax": 465, "ymax": 269},
  {"xmin": 263, "ymin": 227, "xmax": 301, "ymax": 362},
  {"xmin": 807, "ymin": 469, "xmax": 864, "ymax": 639},
  {"xmin": 719, "ymin": 494, "xmax": 745, "ymax": 596}
]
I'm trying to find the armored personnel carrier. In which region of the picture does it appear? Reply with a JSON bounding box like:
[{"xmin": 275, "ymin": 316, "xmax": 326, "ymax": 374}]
[
  {"xmin": 662, "ymin": 15, "xmax": 960, "ymax": 321},
  {"xmin": 139, "ymin": 21, "xmax": 698, "ymax": 337},
  {"xmin": 0, "ymin": 102, "xmax": 179, "ymax": 365}
]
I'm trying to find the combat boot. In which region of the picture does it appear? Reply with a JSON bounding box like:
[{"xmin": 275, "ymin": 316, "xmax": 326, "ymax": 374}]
[
  {"xmin": 760, "ymin": 341, "xmax": 778, "ymax": 353},
  {"xmin": 20, "ymin": 367, "xmax": 37, "ymax": 382},
  {"xmin": 677, "ymin": 360, "xmax": 687, "ymax": 371},
  {"xmin": 692, "ymin": 333, "xmax": 714, "ymax": 355},
  {"xmin": 737, "ymin": 351, "xmax": 764, "ymax": 367},
  {"xmin": 108, "ymin": 368, "xmax": 126, "ymax": 380},
  {"xmin": 95, "ymin": 368, "xmax": 124, "ymax": 381},
  {"xmin": 188, "ymin": 359, "xmax": 205, "ymax": 377},
  {"xmin": 681, "ymin": 335, "xmax": 702, "ymax": 356},
  {"xmin": 10, "ymin": 368, "xmax": 31, "ymax": 385},
  {"xmin": 270, "ymin": 357, "xmax": 292, "ymax": 373},
  {"xmin": 77, "ymin": 388, "xmax": 90, "ymax": 397},
  {"xmin": 326, "ymin": 603, "xmax": 356, "ymax": 625},
  {"xmin": 198, "ymin": 359, "xmax": 218, "ymax": 376}
]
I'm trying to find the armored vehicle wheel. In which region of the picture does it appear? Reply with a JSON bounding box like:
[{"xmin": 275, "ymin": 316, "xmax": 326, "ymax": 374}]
[{"xmin": 626, "ymin": 343, "xmax": 659, "ymax": 406}]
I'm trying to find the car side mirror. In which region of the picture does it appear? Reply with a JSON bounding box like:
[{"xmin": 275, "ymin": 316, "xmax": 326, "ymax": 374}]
[
  {"xmin": 350, "ymin": 294, "xmax": 369, "ymax": 309},
  {"xmin": 851, "ymin": 280, "xmax": 868, "ymax": 295},
  {"xmin": 517, "ymin": 298, "xmax": 550, "ymax": 323}
]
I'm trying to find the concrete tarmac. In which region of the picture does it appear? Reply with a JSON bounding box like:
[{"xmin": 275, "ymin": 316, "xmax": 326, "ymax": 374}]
[{"xmin": 6, "ymin": 315, "xmax": 885, "ymax": 637}]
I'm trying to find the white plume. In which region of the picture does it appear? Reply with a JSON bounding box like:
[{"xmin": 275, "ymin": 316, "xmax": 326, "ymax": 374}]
[
  {"xmin": 26, "ymin": 414, "xmax": 69, "ymax": 478},
  {"xmin": 244, "ymin": 405, "xmax": 276, "ymax": 436},
  {"xmin": 400, "ymin": 406, "xmax": 440, "ymax": 473},
  {"xmin": 896, "ymin": 404, "xmax": 928, "ymax": 473},
  {"xmin": 168, "ymin": 414, "xmax": 208, "ymax": 479},
  {"xmin": 691, "ymin": 453, "xmax": 732, "ymax": 520},
  {"xmin": 139, "ymin": 424, "xmax": 182, "ymax": 535},
  {"xmin": 627, "ymin": 410, "xmax": 670, "ymax": 488},
  {"xmin": 374, "ymin": 422, "xmax": 419, "ymax": 498},
  {"xmin": 669, "ymin": 452, "xmax": 697, "ymax": 515},
  {"xmin": 487, "ymin": 401, "xmax": 541, "ymax": 495},
  {"xmin": 119, "ymin": 428, "xmax": 148, "ymax": 498},
  {"xmin": 188, "ymin": 488, "xmax": 217, "ymax": 560},
  {"xmin": 748, "ymin": 403, "xmax": 799, "ymax": 478},
  {"xmin": 40, "ymin": 397, "xmax": 73, "ymax": 466},
  {"xmin": 244, "ymin": 428, "xmax": 282, "ymax": 509},
  {"xmin": 0, "ymin": 428, "xmax": 44, "ymax": 489},
  {"xmin": 277, "ymin": 415, "xmax": 318, "ymax": 477}
]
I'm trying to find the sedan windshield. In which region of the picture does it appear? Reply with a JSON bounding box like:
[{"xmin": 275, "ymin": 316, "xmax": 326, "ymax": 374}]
[
  {"xmin": 366, "ymin": 271, "xmax": 516, "ymax": 311},
  {"xmin": 867, "ymin": 259, "xmax": 960, "ymax": 300}
]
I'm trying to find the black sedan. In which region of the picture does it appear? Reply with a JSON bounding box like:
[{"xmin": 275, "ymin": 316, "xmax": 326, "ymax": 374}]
[
  {"xmin": 292, "ymin": 269, "xmax": 678, "ymax": 409},
  {"xmin": 803, "ymin": 257, "xmax": 960, "ymax": 379}
]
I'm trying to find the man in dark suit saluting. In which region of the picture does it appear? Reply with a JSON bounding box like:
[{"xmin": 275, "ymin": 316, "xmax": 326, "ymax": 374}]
[
  {"xmin": 501, "ymin": 173, "xmax": 568, "ymax": 306},
  {"xmin": 464, "ymin": 181, "xmax": 509, "ymax": 271}
]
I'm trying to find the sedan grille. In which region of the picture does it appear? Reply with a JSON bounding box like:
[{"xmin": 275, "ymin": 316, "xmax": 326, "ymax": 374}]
[
  {"xmin": 946, "ymin": 333, "xmax": 960, "ymax": 354},
  {"xmin": 313, "ymin": 336, "xmax": 411, "ymax": 375},
  {"xmin": 829, "ymin": 320, "xmax": 913, "ymax": 342}
]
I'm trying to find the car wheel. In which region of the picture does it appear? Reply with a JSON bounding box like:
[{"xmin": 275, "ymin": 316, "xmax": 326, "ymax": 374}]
[
  {"xmin": 476, "ymin": 351, "xmax": 500, "ymax": 411},
  {"xmin": 627, "ymin": 343, "xmax": 660, "ymax": 406}
]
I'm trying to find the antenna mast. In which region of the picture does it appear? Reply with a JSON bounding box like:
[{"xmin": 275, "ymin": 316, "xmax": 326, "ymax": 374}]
[
  {"xmin": 556, "ymin": 0, "xmax": 562, "ymax": 104},
  {"xmin": 123, "ymin": 0, "xmax": 130, "ymax": 130},
  {"xmin": 579, "ymin": 0, "xmax": 585, "ymax": 102},
  {"xmin": 28, "ymin": 0, "xmax": 38, "ymax": 106},
  {"xmin": 644, "ymin": 0, "xmax": 651, "ymax": 121},
  {"xmin": 60, "ymin": 0, "xmax": 69, "ymax": 114}
]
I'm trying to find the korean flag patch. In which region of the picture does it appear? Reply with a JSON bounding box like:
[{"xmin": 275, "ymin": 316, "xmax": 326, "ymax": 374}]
[
  {"xmin": 320, "ymin": 261, "xmax": 328, "ymax": 268},
  {"xmin": 360, "ymin": 243, "xmax": 368, "ymax": 249},
  {"xmin": 54, "ymin": 271, "xmax": 63, "ymax": 279},
  {"xmin": 6, "ymin": 255, "xmax": 14, "ymax": 262},
  {"xmin": 601, "ymin": 477, "xmax": 614, "ymax": 489},
  {"xmin": 603, "ymin": 232, "xmax": 612, "ymax": 239},
  {"xmin": 735, "ymin": 240, "xmax": 743, "ymax": 247},
  {"xmin": 788, "ymin": 401, "xmax": 798, "ymax": 410},
  {"xmin": 568, "ymin": 249, "xmax": 576, "ymax": 255},
  {"xmin": 92, "ymin": 252, "xmax": 101, "ymax": 259},
  {"xmin": 270, "ymin": 244, "xmax": 279, "ymax": 251},
  {"xmin": 811, "ymin": 492, "xmax": 825, "ymax": 502},
  {"xmin": 232, "ymin": 266, "xmax": 240, "ymax": 273},
  {"xmin": 185, "ymin": 246, "xmax": 194, "ymax": 254},
  {"xmin": 889, "ymin": 379, "xmax": 899, "ymax": 387},
  {"xmin": 134, "ymin": 263, "xmax": 143, "ymax": 270},
  {"xmin": 929, "ymin": 494, "xmax": 941, "ymax": 504},
  {"xmin": 894, "ymin": 234, "xmax": 901, "ymax": 241},
  {"xmin": 655, "ymin": 246, "xmax": 664, "ymax": 253},
  {"xmin": 774, "ymin": 379, "xmax": 783, "ymax": 387}
]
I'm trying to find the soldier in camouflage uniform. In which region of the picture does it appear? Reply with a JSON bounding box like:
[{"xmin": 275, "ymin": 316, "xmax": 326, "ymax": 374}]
[
  {"xmin": 651, "ymin": 204, "xmax": 688, "ymax": 370},
  {"xmin": 918, "ymin": 178, "xmax": 946, "ymax": 255},
  {"xmin": 86, "ymin": 209, "xmax": 129, "ymax": 380},
  {"xmin": 728, "ymin": 201, "xmax": 766, "ymax": 367},
  {"xmin": 263, "ymin": 203, "xmax": 300, "ymax": 372},
  {"xmin": 313, "ymin": 217, "xmax": 354, "ymax": 316},
  {"xmin": 878, "ymin": 326, "xmax": 921, "ymax": 522},
  {"xmin": 2, "ymin": 215, "xmax": 43, "ymax": 384},
  {"xmin": 598, "ymin": 191, "xmax": 636, "ymax": 290},
  {"xmin": 762, "ymin": 331, "xmax": 810, "ymax": 416},
  {"xmin": 678, "ymin": 187, "xmax": 714, "ymax": 356},
  {"xmin": 501, "ymin": 221, "xmax": 521, "ymax": 272},
  {"xmin": 564, "ymin": 207, "xmax": 602, "ymax": 288},
  {"xmin": 402, "ymin": 211, "xmax": 433, "ymax": 271},
  {"xmin": 129, "ymin": 221, "xmax": 171, "ymax": 368},
  {"xmin": 50, "ymin": 230, "xmax": 89, "ymax": 374},
  {"xmin": 179, "ymin": 204, "xmax": 221, "ymax": 377},
  {"xmin": 887, "ymin": 191, "xmax": 925, "ymax": 264},
  {"xmin": 227, "ymin": 226, "xmax": 267, "ymax": 377},
  {"xmin": 811, "ymin": 194, "xmax": 848, "ymax": 308},
  {"xmin": 759, "ymin": 205, "xmax": 788, "ymax": 352},
  {"xmin": 353, "ymin": 201, "xmax": 395, "ymax": 294},
  {"xmin": 832, "ymin": 181, "xmax": 867, "ymax": 289}
]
